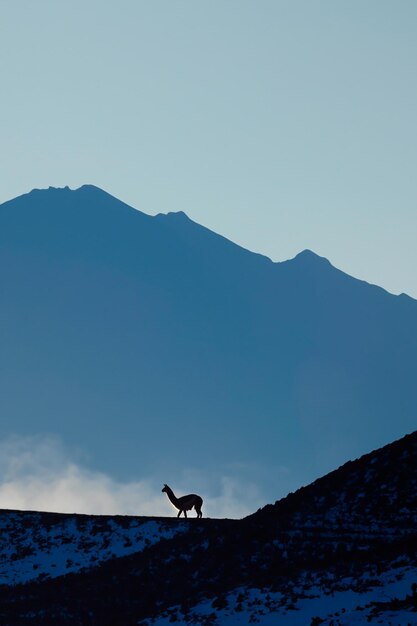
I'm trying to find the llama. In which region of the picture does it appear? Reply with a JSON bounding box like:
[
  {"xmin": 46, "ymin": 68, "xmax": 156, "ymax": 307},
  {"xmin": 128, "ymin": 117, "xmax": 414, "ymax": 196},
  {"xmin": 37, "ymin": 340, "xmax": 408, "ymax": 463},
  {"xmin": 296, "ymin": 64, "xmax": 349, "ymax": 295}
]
[{"xmin": 162, "ymin": 484, "xmax": 203, "ymax": 518}]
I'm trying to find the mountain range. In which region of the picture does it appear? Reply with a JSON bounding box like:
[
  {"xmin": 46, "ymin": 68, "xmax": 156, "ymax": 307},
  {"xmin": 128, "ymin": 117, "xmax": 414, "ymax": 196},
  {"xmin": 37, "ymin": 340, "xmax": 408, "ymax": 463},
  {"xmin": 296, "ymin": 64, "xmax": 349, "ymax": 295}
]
[{"xmin": 1, "ymin": 184, "xmax": 417, "ymax": 503}]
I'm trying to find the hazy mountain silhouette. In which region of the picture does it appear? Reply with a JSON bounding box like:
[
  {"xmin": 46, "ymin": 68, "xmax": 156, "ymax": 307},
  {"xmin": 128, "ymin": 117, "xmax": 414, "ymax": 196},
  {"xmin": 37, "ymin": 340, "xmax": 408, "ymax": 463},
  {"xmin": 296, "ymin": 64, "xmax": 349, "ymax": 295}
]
[{"xmin": 1, "ymin": 185, "xmax": 416, "ymax": 499}]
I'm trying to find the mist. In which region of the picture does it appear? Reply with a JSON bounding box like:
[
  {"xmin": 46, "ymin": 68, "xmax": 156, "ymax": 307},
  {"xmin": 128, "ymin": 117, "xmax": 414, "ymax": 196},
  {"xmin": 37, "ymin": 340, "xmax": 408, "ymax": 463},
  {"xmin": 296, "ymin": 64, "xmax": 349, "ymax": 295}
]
[{"xmin": 0, "ymin": 435, "xmax": 263, "ymax": 519}]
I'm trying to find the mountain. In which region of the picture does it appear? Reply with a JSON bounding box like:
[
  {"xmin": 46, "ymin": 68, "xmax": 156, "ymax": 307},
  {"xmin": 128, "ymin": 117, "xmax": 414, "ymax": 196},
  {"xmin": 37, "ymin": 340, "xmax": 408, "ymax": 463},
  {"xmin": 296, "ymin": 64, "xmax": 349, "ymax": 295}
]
[
  {"xmin": 1, "ymin": 184, "xmax": 417, "ymax": 503},
  {"xmin": 1, "ymin": 431, "xmax": 417, "ymax": 625}
]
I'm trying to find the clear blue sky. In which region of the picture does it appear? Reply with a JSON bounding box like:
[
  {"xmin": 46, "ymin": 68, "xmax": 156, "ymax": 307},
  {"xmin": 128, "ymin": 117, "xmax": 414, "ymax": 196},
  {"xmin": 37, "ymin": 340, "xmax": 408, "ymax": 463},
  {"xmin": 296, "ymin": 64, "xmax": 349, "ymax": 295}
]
[{"xmin": 1, "ymin": 0, "xmax": 416, "ymax": 297}]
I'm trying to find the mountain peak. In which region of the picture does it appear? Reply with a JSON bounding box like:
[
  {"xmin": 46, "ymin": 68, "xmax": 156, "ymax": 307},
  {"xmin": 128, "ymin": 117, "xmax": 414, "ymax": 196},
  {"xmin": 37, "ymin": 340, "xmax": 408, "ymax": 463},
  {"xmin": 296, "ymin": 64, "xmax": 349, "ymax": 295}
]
[
  {"xmin": 28, "ymin": 184, "xmax": 72, "ymax": 195},
  {"xmin": 74, "ymin": 184, "xmax": 118, "ymax": 197},
  {"xmin": 17, "ymin": 184, "xmax": 105, "ymax": 204},
  {"xmin": 25, "ymin": 184, "xmax": 112, "ymax": 198},
  {"xmin": 155, "ymin": 209, "xmax": 191, "ymax": 221},
  {"xmin": 292, "ymin": 248, "xmax": 331, "ymax": 265}
]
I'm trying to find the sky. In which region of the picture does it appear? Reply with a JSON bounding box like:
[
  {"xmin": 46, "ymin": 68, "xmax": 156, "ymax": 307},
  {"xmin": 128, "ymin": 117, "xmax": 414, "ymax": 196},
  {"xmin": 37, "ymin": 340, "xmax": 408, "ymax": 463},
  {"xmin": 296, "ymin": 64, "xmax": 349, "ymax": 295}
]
[{"xmin": 1, "ymin": 1, "xmax": 416, "ymax": 298}]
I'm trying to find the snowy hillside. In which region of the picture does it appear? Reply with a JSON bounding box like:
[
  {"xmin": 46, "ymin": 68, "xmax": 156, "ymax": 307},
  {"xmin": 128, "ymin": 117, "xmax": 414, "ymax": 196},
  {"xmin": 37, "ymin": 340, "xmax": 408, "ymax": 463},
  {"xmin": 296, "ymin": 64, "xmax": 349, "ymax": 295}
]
[
  {"xmin": 147, "ymin": 563, "xmax": 417, "ymax": 625},
  {"xmin": 0, "ymin": 432, "xmax": 417, "ymax": 625},
  {"xmin": 0, "ymin": 511, "xmax": 187, "ymax": 586}
]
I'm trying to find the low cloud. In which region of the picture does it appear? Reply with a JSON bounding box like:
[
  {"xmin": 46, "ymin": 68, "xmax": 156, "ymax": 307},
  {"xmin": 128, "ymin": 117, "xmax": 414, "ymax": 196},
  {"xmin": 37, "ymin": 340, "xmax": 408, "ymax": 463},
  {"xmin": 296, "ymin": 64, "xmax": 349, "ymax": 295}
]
[{"xmin": 0, "ymin": 436, "xmax": 265, "ymax": 519}]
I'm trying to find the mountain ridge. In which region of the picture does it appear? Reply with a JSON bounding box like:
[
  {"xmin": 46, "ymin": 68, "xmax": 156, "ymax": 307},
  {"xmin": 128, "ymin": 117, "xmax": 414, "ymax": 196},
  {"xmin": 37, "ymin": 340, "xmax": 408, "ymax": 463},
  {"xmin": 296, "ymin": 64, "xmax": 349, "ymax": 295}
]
[{"xmin": 4, "ymin": 184, "xmax": 416, "ymax": 303}]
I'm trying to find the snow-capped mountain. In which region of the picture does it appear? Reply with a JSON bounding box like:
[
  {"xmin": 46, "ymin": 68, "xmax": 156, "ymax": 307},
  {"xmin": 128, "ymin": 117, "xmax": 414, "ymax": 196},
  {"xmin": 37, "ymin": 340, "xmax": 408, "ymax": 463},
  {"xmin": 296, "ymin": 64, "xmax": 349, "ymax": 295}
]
[{"xmin": 1, "ymin": 431, "xmax": 417, "ymax": 625}]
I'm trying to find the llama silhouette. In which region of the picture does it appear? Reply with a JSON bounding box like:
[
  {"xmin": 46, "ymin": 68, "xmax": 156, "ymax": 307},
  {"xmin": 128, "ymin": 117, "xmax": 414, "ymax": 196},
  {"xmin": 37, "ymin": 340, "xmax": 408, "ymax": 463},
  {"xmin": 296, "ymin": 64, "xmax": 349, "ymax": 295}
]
[{"xmin": 162, "ymin": 484, "xmax": 203, "ymax": 518}]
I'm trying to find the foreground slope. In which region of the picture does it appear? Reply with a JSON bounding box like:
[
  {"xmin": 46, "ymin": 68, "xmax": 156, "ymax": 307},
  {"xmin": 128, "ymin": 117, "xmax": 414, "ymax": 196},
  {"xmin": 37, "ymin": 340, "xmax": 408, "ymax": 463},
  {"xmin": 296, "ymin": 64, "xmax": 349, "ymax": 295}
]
[
  {"xmin": 1, "ymin": 432, "xmax": 417, "ymax": 625},
  {"xmin": 1, "ymin": 185, "xmax": 417, "ymax": 499}
]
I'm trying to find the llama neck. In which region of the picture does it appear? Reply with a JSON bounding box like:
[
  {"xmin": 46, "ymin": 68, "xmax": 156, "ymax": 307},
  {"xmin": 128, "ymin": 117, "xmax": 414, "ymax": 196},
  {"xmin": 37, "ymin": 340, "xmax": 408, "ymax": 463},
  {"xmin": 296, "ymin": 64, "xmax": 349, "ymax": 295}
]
[{"xmin": 165, "ymin": 486, "xmax": 178, "ymax": 506}]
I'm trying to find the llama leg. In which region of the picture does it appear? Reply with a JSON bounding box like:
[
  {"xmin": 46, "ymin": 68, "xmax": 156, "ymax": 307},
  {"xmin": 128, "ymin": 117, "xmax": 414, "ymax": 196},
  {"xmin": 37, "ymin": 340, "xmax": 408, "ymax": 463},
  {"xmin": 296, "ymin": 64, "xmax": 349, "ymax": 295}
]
[
  {"xmin": 177, "ymin": 510, "xmax": 181, "ymax": 518},
  {"xmin": 184, "ymin": 510, "xmax": 187, "ymax": 518}
]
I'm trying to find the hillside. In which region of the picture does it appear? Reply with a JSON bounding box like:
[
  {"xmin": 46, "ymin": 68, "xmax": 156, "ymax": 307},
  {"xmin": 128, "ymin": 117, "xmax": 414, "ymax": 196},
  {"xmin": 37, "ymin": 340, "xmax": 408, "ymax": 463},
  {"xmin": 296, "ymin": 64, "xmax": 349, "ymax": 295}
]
[
  {"xmin": 1, "ymin": 185, "xmax": 417, "ymax": 505},
  {"xmin": 0, "ymin": 432, "xmax": 417, "ymax": 625}
]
